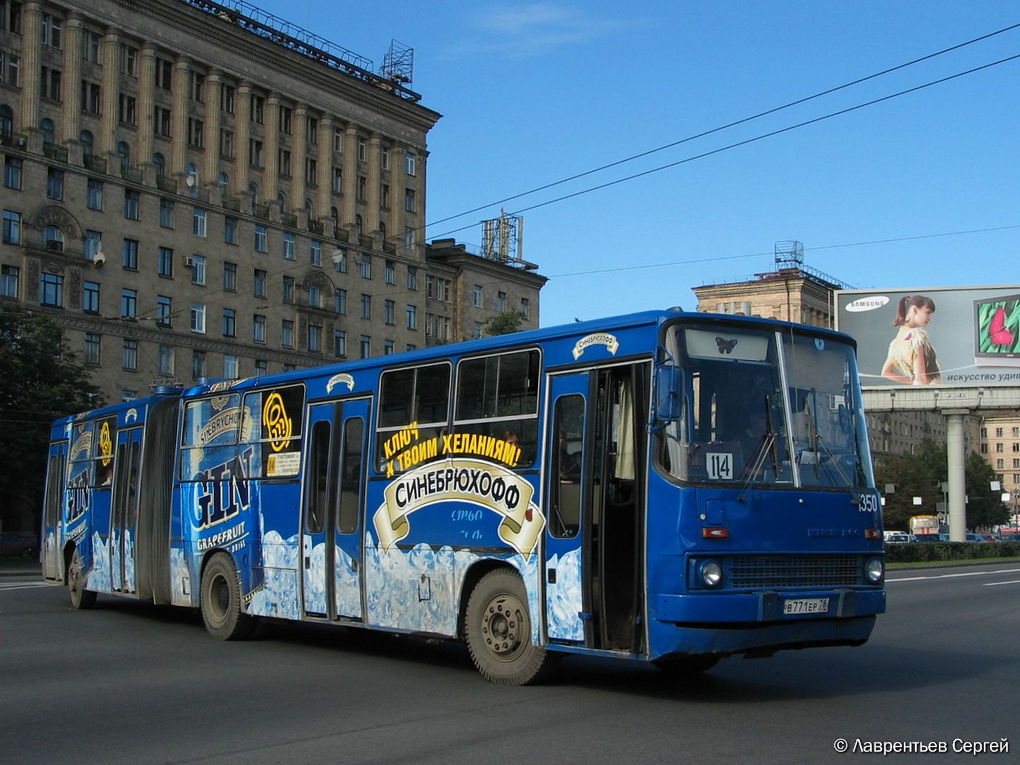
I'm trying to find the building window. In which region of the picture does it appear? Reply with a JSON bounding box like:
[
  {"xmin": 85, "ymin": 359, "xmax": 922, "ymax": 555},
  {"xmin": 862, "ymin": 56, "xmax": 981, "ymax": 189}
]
[
  {"xmin": 84, "ymin": 333, "xmax": 101, "ymax": 365},
  {"xmin": 44, "ymin": 168, "xmax": 63, "ymax": 200},
  {"xmin": 360, "ymin": 294, "xmax": 371, "ymax": 320},
  {"xmin": 384, "ymin": 340, "xmax": 394, "ymax": 355},
  {"xmin": 305, "ymin": 157, "xmax": 317, "ymax": 186},
  {"xmin": 223, "ymin": 262, "xmax": 237, "ymax": 292},
  {"xmin": 83, "ymin": 230, "xmax": 102, "ymax": 262},
  {"xmin": 407, "ymin": 266, "xmax": 418, "ymax": 291},
  {"xmin": 254, "ymin": 224, "xmax": 267, "ymax": 252},
  {"xmin": 155, "ymin": 57, "xmax": 172, "ymax": 90},
  {"xmin": 190, "ymin": 254, "xmax": 206, "ymax": 285},
  {"xmin": 278, "ymin": 148, "xmax": 291, "ymax": 177},
  {"xmin": 282, "ymin": 232, "xmax": 294, "ymax": 260},
  {"xmin": 40, "ymin": 273, "xmax": 63, "ymax": 307},
  {"xmin": 221, "ymin": 83, "xmax": 235, "ymax": 113},
  {"xmin": 332, "ymin": 166, "xmax": 342, "ymax": 193},
  {"xmin": 406, "ymin": 304, "xmax": 418, "ymax": 331},
  {"xmin": 334, "ymin": 330, "xmax": 347, "ymax": 357},
  {"xmin": 385, "ymin": 261, "xmax": 396, "ymax": 285},
  {"xmin": 333, "ymin": 248, "xmax": 347, "ymax": 273},
  {"xmin": 472, "ymin": 285, "xmax": 483, "ymax": 308},
  {"xmin": 335, "ymin": 289, "xmax": 347, "ymax": 315},
  {"xmin": 120, "ymin": 44, "xmax": 138, "ymax": 77},
  {"xmin": 310, "ymin": 240, "xmax": 321, "ymax": 267},
  {"xmin": 307, "ymin": 285, "xmax": 321, "ymax": 309},
  {"xmin": 281, "ymin": 319, "xmax": 294, "ymax": 348},
  {"xmin": 307, "ymin": 323, "xmax": 322, "ymax": 353},
  {"xmin": 255, "ymin": 359, "xmax": 268, "ymax": 375},
  {"xmin": 192, "ymin": 350, "xmax": 206, "ymax": 380},
  {"xmin": 190, "ymin": 303, "xmax": 206, "ymax": 334},
  {"xmin": 0, "ymin": 265, "xmax": 18, "ymax": 300},
  {"xmin": 427, "ymin": 276, "xmax": 451, "ymax": 302},
  {"xmin": 154, "ymin": 199, "xmax": 172, "ymax": 229},
  {"xmin": 253, "ymin": 314, "xmax": 266, "ymax": 343},
  {"xmin": 224, "ymin": 216, "xmax": 238, "ymax": 245},
  {"xmin": 223, "ymin": 354, "xmax": 238, "ymax": 379},
  {"xmin": 249, "ymin": 139, "xmax": 263, "ymax": 168},
  {"xmin": 121, "ymin": 239, "xmax": 139, "ymax": 270},
  {"xmin": 384, "ymin": 299, "xmax": 395, "ymax": 325},
  {"xmin": 520, "ymin": 297, "xmax": 530, "ymax": 319},
  {"xmin": 190, "ymin": 71, "xmax": 205, "ymax": 102},
  {"xmin": 120, "ymin": 288, "xmax": 137, "ymax": 318},
  {"xmin": 497, "ymin": 291, "xmax": 507, "ymax": 312},
  {"xmin": 41, "ymin": 13, "xmax": 63, "ymax": 49},
  {"xmin": 282, "ymin": 276, "xmax": 295, "ymax": 304},
  {"xmin": 1, "ymin": 51, "xmax": 20, "ymax": 88},
  {"xmin": 359, "ymin": 253, "xmax": 372, "ymax": 279},
  {"xmin": 81, "ymin": 80, "xmax": 101, "ymax": 114},
  {"xmin": 251, "ymin": 95, "xmax": 264, "ymax": 124},
  {"xmin": 157, "ymin": 247, "xmax": 173, "ymax": 278},
  {"xmin": 3, "ymin": 157, "xmax": 22, "ymax": 189},
  {"xmin": 192, "ymin": 208, "xmax": 207, "ymax": 237},
  {"xmin": 253, "ymin": 269, "xmax": 267, "ymax": 298},
  {"xmin": 123, "ymin": 189, "xmax": 140, "ymax": 220},
  {"xmin": 154, "ymin": 106, "xmax": 171, "ymax": 137},
  {"xmin": 222, "ymin": 308, "xmax": 236, "ymax": 337},
  {"xmin": 156, "ymin": 295, "xmax": 172, "ymax": 327},
  {"xmin": 122, "ymin": 339, "xmax": 138, "ymax": 371},
  {"xmin": 360, "ymin": 335, "xmax": 371, "ymax": 359},
  {"xmin": 41, "ymin": 67, "xmax": 61, "ymax": 101},
  {"xmin": 187, "ymin": 117, "xmax": 204, "ymax": 148},
  {"xmin": 83, "ymin": 281, "xmax": 100, "ymax": 314},
  {"xmin": 405, "ymin": 151, "xmax": 416, "ymax": 176},
  {"xmin": 117, "ymin": 93, "xmax": 137, "ymax": 126},
  {"xmin": 404, "ymin": 188, "xmax": 416, "ymax": 213},
  {"xmin": 157, "ymin": 344, "xmax": 174, "ymax": 375}
]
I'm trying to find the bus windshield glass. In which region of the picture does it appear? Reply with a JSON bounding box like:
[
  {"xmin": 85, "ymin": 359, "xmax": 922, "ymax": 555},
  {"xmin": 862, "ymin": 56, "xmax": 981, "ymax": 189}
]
[{"xmin": 658, "ymin": 323, "xmax": 874, "ymax": 490}]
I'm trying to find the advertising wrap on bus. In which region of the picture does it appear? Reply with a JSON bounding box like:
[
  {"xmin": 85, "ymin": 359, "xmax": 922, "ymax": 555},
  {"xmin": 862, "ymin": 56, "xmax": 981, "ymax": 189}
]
[{"xmin": 41, "ymin": 308, "xmax": 885, "ymax": 685}]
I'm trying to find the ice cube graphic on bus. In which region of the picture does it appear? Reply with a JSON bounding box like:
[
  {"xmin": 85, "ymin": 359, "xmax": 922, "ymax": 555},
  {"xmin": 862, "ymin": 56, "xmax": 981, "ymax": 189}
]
[{"xmin": 974, "ymin": 293, "xmax": 1020, "ymax": 366}]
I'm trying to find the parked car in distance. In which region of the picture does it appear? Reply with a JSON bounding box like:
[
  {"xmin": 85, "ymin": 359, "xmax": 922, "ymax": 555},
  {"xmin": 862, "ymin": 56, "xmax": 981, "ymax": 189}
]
[
  {"xmin": 0, "ymin": 533, "xmax": 37, "ymax": 558},
  {"xmin": 914, "ymin": 534, "xmax": 950, "ymax": 542},
  {"xmin": 884, "ymin": 532, "xmax": 912, "ymax": 544}
]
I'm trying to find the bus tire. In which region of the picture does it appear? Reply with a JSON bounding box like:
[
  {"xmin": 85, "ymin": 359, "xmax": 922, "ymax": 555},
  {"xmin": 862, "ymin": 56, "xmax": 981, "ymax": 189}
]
[
  {"xmin": 200, "ymin": 553, "xmax": 255, "ymax": 641},
  {"xmin": 465, "ymin": 568, "xmax": 552, "ymax": 686},
  {"xmin": 68, "ymin": 548, "xmax": 96, "ymax": 610}
]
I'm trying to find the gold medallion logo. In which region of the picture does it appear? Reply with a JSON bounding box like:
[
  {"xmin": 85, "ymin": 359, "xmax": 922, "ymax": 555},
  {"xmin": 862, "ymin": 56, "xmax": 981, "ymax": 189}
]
[
  {"xmin": 262, "ymin": 392, "xmax": 292, "ymax": 452},
  {"xmin": 98, "ymin": 421, "xmax": 113, "ymax": 467}
]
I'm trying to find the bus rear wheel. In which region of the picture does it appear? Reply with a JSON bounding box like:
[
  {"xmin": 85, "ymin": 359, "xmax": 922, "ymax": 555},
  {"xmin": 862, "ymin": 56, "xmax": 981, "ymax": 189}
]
[
  {"xmin": 465, "ymin": 569, "xmax": 553, "ymax": 685},
  {"xmin": 67, "ymin": 548, "xmax": 96, "ymax": 610},
  {"xmin": 200, "ymin": 553, "xmax": 255, "ymax": 640}
]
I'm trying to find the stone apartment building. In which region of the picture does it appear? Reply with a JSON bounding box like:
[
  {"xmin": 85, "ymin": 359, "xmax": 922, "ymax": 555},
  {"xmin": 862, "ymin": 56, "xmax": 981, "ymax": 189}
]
[{"xmin": 0, "ymin": 0, "xmax": 545, "ymax": 404}]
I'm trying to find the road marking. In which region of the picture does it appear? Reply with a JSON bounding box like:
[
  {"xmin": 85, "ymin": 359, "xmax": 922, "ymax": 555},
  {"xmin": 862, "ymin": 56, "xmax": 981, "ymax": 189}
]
[
  {"xmin": 983, "ymin": 579, "xmax": 1020, "ymax": 587},
  {"xmin": 887, "ymin": 567, "xmax": 1020, "ymax": 583},
  {"xmin": 0, "ymin": 581, "xmax": 49, "ymax": 591}
]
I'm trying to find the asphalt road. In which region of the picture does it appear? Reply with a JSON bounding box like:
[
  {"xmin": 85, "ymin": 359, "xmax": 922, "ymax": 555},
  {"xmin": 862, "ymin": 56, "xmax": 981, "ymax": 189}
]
[{"xmin": 1, "ymin": 562, "xmax": 1017, "ymax": 764}]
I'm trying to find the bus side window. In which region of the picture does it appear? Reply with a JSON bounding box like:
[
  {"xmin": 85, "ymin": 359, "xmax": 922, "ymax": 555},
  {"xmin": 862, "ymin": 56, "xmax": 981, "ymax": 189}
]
[
  {"xmin": 337, "ymin": 418, "xmax": 364, "ymax": 534},
  {"xmin": 551, "ymin": 394, "xmax": 584, "ymax": 538}
]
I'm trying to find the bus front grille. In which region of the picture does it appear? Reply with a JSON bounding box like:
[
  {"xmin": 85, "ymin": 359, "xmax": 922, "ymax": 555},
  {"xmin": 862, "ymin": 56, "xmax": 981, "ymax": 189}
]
[{"xmin": 730, "ymin": 555, "xmax": 860, "ymax": 588}]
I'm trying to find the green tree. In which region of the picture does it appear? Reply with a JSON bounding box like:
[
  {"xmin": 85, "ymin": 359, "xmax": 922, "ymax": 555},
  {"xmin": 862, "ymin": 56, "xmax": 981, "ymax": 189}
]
[
  {"xmin": 483, "ymin": 310, "xmax": 525, "ymax": 336},
  {"xmin": 0, "ymin": 312, "xmax": 103, "ymax": 534},
  {"xmin": 875, "ymin": 437, "xmax": 1009, "ymax": 532}
]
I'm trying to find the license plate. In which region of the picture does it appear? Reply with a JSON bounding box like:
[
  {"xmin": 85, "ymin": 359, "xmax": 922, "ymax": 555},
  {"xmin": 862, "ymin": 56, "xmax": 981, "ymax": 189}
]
[{"xmin": 783, "ymin": 598, "xmax": 829, "ymax": 615}]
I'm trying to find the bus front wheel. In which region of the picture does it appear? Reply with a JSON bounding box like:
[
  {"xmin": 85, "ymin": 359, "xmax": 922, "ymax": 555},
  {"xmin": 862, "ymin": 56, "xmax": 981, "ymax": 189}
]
[
  {"xmin": 465, "ymin": 569, "xmax": 553, "ymax": 685},
  {"xmin": 67, "ymin": 548, "xmax": 96, "ymax": 610},
  {"xmin": 200, "ymin": 553, "xmax": 255, "ymax": 641}
]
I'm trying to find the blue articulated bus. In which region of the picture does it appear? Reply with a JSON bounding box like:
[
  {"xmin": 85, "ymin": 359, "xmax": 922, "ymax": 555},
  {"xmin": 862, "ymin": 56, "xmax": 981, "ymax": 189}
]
[{"xmin": 42, "ymin": 308, "xmax": 885, "ymax": 684}]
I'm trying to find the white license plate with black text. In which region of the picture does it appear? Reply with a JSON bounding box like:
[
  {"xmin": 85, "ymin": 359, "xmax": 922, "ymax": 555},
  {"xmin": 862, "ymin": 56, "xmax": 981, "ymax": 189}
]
[{"xmin": 783, "ymin": 598, "xmax": 829, "ymax": 615}]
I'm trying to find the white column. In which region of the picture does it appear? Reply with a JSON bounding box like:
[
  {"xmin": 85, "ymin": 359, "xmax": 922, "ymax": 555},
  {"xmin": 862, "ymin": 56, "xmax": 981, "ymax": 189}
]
[{"xmin": 946, "ymin": 410, "xmax": 967, "ymax": 542}]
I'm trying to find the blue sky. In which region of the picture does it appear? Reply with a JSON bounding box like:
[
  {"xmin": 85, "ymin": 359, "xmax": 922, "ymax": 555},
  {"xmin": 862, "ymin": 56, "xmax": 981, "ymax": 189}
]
[{"xmin": 253, "ymin": 0, "xmax": 1020, "ymax": 328}]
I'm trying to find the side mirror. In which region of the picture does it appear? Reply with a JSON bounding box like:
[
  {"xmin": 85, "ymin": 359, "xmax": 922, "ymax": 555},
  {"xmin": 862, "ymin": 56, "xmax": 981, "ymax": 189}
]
[{"xmin": 654, "ymin": 365, "xmax": 683, "ymax": 422}]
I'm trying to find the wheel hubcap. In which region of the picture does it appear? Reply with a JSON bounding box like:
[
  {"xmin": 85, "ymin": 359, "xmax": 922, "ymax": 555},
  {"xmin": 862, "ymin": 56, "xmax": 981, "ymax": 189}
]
[{"xmin": 481, "ymin": 594, "xmax": 526, "ymax": 661}]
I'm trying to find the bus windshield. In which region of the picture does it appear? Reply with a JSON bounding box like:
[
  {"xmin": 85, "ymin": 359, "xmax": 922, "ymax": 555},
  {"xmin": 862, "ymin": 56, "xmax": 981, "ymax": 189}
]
[{"xmin": 658, "ymin": 323, "xmax": 875, "ymax": 490}]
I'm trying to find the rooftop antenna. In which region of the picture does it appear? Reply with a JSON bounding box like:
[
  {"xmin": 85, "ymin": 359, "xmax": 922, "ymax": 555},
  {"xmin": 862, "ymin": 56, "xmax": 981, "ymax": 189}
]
[
  {"xmin": 774, "ymin": 240, "xmax": 804, "ymax": 269},
  {"xmin": 481, "ymin": 210, "xmax": 524, "ymax": 263},
  {"xmin": 381, "ymin": 40, "xmax": 414, "ymax": 86}
]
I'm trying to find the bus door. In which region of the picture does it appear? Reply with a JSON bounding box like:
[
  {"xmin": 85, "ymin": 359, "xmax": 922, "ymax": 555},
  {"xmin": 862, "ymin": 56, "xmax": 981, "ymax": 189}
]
[
  {"xmin": 110, "ymin": 427, "xmax": 142, "ymax": 593},
  {"xmin": 302, "ymin": 397, "xmax": 370, "ymax": 620},
  {"xmin": 545, "ymin": 364, "xmax": 646, "ymax": 651},
  {"xmin": 42, "ymin": 440, "xmax": 68, "ymax": 581}
]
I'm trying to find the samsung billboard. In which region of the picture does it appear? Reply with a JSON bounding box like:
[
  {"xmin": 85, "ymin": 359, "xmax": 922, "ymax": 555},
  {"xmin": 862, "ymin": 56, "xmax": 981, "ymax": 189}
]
[{"xmin": 835, "ymin": 286, "xmax": 1020, "ymax": 389}]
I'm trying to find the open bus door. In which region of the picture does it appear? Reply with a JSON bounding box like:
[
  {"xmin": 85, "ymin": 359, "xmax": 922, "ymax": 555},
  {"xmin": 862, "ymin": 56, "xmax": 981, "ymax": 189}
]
[
  {"xmin": 544, "ymin": 364, "xmax": 646, "ymax": 652},
  {"xmin": 301, "ymin": 398, "xmax": 371, "ymax": 620},
  {"xmin": 110, "ymin": 427, "xmax": 142, "ymax": 593},
  {"xmin": 42, "ymin": 439, "xmax": 68, "ymax": 581}
]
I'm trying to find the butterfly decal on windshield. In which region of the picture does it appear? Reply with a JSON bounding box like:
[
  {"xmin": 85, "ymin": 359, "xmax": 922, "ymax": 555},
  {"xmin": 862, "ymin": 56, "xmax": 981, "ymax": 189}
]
[{"xmin": 715, "ymin": 336, "xmax": 738, "ymax": 354}]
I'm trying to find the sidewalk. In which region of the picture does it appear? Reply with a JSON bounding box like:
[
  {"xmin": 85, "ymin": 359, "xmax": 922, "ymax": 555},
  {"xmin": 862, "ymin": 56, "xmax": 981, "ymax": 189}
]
[{"xmin": 0, "ymin": 557, "xmax": 43, "ymax": 576}]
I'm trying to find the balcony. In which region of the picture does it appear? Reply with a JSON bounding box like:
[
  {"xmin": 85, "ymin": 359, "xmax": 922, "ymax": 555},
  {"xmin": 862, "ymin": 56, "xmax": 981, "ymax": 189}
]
[
  {"xmin": 282, "ymin": 212, "xmax": 297, "ymax": 228},
  {"xmin": 0, "ymin": 131, "xmax": 27, "ymax": 148},
  {"xmin": 121, "ymin": 165, "xmax": 143, "ymax": 183},
  {"xmin": 308, "ymin": 219, "xmax": 324, "ymax": 235},
  {"xmin": 254, "ymin": 203, "xmax": 270, "ymax": 219},
  {"xmin": 43, "ymin": 143, "xmax": 68, "ymax": 162},
  {"xmin": 83, "ymin": 154, "xmax": 107, "ymax": 173},
  {"xmin": 222, "ymin": 196, "xmax": 241, "ymax": 212},
  {"xmin": 156, "ymin": 175, "xmax": 178, "ymax": 193}
]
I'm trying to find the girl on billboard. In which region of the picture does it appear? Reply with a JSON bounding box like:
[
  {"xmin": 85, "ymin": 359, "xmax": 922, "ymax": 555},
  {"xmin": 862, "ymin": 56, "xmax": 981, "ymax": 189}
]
[{"xmin": 881, "ymin": 295, "xmax": 941, "ymax": 385}]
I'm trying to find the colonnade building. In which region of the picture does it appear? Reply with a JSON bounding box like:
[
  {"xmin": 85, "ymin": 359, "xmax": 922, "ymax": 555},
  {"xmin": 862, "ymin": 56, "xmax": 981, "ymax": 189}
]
[{"xmin": 0, "ymin": 0, "xmax": 546, "ymax": 403}]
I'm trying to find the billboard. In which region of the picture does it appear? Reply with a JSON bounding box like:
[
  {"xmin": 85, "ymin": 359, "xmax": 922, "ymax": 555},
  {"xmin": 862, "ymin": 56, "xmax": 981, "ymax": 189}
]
[{"xmin": 835, "ymin": 286, "xmax": 1020, "ymax": 389}]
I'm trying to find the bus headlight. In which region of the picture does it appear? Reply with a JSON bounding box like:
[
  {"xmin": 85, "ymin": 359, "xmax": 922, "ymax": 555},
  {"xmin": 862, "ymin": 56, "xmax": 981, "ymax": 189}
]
[
  {"xmin": 865, "ymin": 558, "xmax": 884, "ymax": 584},
  {"xmin": 699, "ymin": 560, "xmax": 723, "ymax": 588}
]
